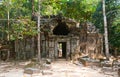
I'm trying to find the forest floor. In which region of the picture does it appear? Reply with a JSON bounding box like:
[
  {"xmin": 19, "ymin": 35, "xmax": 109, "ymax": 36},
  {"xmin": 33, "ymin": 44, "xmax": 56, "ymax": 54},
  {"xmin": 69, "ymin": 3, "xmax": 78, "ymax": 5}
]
[{"xmin": 0, "ymin": 60, "xmax": 118, "ymax": 77}]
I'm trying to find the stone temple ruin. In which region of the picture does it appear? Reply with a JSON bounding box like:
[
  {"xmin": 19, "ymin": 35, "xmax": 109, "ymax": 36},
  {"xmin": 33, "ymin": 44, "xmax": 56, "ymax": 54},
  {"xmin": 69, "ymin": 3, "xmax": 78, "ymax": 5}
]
[
  {"xmin": 40, "ymin": 15, "xmax": 103, "ymax": 60},
  {"xmin": 0, "ymin": 14, "xmax": 103, "ymax": 61}
]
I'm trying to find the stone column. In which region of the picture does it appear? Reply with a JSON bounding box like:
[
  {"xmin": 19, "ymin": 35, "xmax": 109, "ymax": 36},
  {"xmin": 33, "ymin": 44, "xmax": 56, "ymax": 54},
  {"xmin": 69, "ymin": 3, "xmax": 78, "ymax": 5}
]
[
  {"xmin": 66, "ymin": 39, "xmax": 70, "ymax": 60},
  {"xmin": 54, "ymin": 40, "xmax": 58, "ymax": 60}
]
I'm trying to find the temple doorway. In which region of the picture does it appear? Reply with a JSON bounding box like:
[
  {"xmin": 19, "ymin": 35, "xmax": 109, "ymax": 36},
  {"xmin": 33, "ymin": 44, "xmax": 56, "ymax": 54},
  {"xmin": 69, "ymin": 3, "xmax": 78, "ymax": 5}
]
[{"xmin": 58, "ymin": 42, "xmax": 67, "ymax": 58}]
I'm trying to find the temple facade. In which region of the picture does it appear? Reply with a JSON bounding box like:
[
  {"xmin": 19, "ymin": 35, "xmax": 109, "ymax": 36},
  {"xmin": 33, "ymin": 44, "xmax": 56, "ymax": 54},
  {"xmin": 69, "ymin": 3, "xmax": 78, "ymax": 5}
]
[
  {"xmin": 40, "ymin": 15, "xmax": 103, "ymax": 60},
  {"xmin": 0, "ymin": 15, "xmax": 103, "ymax": 61}
]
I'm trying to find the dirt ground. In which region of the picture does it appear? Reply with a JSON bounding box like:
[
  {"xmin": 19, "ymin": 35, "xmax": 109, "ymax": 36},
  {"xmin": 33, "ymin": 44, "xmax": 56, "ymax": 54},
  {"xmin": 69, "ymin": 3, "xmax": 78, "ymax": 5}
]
[{"xmin": 0, "ymin": 60, "xmax": 118, "ymax": 77}]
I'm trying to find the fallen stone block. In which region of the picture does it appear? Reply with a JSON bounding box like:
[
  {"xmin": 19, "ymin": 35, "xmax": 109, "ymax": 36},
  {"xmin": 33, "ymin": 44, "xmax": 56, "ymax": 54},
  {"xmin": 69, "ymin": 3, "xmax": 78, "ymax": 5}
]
[
  {"xmin": 79, "ymin": 58, "xmax": 100, "ymax": 67},
  {"xmin": 24, "ymin": 68, "xmax": 40, "ymax": 74},
  {"xmin": 42, "ymin": 70, "xmax": 53, "ymax": 75}
]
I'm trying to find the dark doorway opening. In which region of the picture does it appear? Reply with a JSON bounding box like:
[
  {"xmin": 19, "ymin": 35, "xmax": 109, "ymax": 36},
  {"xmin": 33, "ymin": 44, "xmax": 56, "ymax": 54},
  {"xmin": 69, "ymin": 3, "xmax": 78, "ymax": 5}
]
[{"xmin": 58, "ymin": 42, "xmax": 66, "ymax": 58}]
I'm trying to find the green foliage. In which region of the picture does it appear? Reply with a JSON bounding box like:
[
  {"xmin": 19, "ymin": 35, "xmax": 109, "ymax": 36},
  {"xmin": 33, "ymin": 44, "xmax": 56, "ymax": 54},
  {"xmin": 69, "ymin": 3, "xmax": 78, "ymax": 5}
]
[
  {"xmin": 92, "ymin": 1, "xmax": 103, "ymax": 33},
  {"xmin": 40, "ymin": 0, "xmax": 100, "ymax": 21},
  {"xmin": 10, "ymin": 17, "xmax": 37, "ymax": 40},
  {"xmin": 110, "ymin": 10, "xmax": 120, "ymax": 48},
  {"xmin": 41, "ymin": 0, "xmax": 61, "ymax": 15},
  {"xmin": 93, "ymin": 0, "xmax": 120, "ymax": 52},
  {"xmin": 0, "ymin": 0, "xmax": 38, "ymax": 40}
]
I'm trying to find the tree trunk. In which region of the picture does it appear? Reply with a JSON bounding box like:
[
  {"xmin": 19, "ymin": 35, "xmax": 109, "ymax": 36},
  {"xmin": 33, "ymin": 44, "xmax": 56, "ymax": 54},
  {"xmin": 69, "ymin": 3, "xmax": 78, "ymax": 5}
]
[
  {"xmin": 114, "ymin": 48, "xmax": 117, "ymax": 57},
  {"xmin": 23, "ymin": 39, "xmax": 26, "ymax": 60},
  {"xmin": 37, "ymin": 0, "xmax": 41, "ymax": 62},
  {"xmin": 15, "ymin": 39, "xmax": 19, "ymax": 60},
  {"xmin": 31, "ymin": 0, "xmax": 36, "ymax": 21},
  {"xmin": 31, "ymin": 0, "xmax": 35, "ymax": 15},
  {"xmin": 30, "ymin": 0, "xmax": 35, "ymax": 59},
  {"xmin": 31, "ymin": 37, "xmax": 35, "ymax": 58},
  {"xmin": 102, "ymin": 0, "xmax": 109, "ymax": 58},
  {"xmin": 7, "ymin": 10, "xmax": 10, "ymax": 41}
]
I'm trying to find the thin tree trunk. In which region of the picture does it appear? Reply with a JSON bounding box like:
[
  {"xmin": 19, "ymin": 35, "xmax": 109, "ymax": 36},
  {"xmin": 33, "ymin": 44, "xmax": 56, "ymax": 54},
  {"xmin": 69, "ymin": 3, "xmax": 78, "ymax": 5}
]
[
  {"xmin": 23, "ymin": 39, "xmax": 26, "ymax": 60},
  {"xmin": 102, "ymin": 0, "xmax": 109, "ymax": 58},
  {"xmin": 114, "ymin": 48, "xmax": 117, "ymax": 57},
  {"xmin": 31, "ymin": 0, "xmax": 35, "ymax": 59},
  {"xmin": 6, "ymin": 49, "xmax": 10, "ymax": 61},
  {"xmin": 7, "ymin": 10, "xmax": 10, "ymax": 41},
  {"xmin": 14, "ymin": 39, "xmax": 18, "ymax": 65},
  {"xmin": 7, "ymin": 0, "xmax": 10, "ymax": 61},
  {"xmin": 37, "ymin": 0, "xmax": 41, "ymax": 62},
  {"xmin": 7, "ymin": 9, "xmax": 10, "ymax": 61},
  {"xmin": 7, "ymin": 0, "xmax": 10, "ymax": 41},
  {"xmin": 31, "ymin": 37, "xmax": 35, "ymax": 58},
  {"xmin": 31, "ymin": 0, "xmax": 35, "ymax": 15}
]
